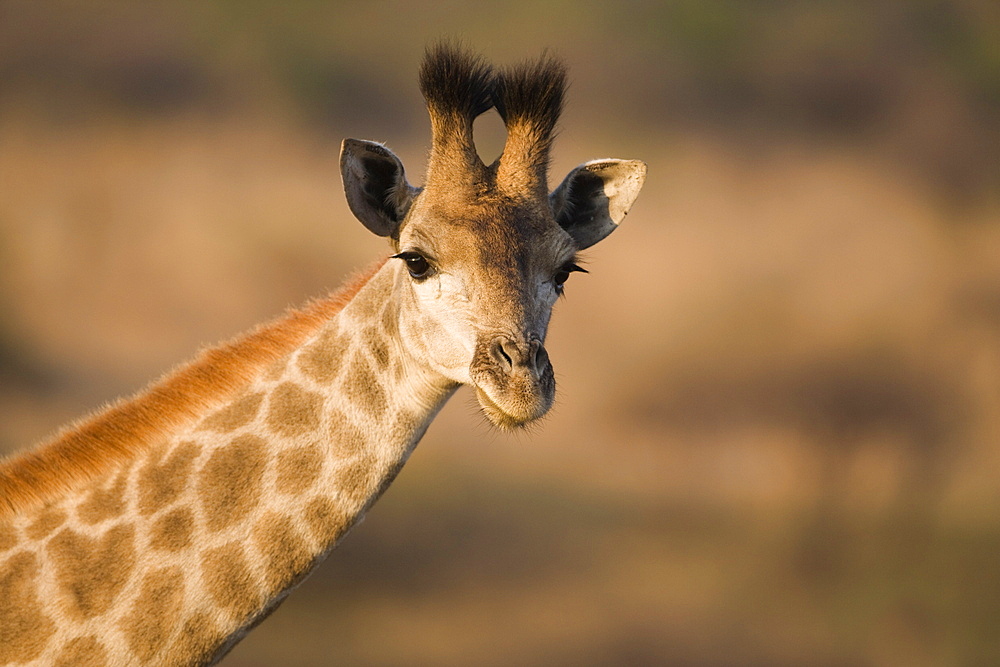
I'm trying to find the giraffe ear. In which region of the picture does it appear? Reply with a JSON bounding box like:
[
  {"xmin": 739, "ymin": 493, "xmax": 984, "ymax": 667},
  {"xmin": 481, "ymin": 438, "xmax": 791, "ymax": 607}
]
[
  {"xmin": 550, "ymin": 159, "xmax": 647, "ymax": 249},
  {"xmin": 340, "ymin": 139, "xmax": 420, "ymax": 237}
]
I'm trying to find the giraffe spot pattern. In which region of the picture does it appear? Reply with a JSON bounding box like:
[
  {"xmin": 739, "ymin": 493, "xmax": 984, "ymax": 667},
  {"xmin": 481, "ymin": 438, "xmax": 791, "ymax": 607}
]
[
  {"xmin": 148, "ymin": 507, "xmax": 194, "ymax": 551},
  {"xmin": 137, "ymin": 441, "xmax": 201, "ymax": 516},
  {"xmin": 297, "ymin": 330, "xmax": 350, "ymax": 384},
  {"xmin": 393, "ymin": 354, "xmax": 408, "ymax": 381},
  {"xmin": 392, "ymin": 407, "xmax": 422, "ymax": 439},
  {"xmin": 275, "ymin": 445, "xmax": 324, "ymax": 496},
  {"xmin": 336, "ymin": 454, "xmax": 379, "ymax": 503},
  {"xmin": 0, "ymin": 552, "xmax": 56, "ymax": 663},
  {"xmin": 168, "ymin": 611, "xmax": 223, "ymax": 667},
  {"xmin": 53, "ymin": 635, "xmax": 108, "ymax": 667},
  {"xmin": 374, "ymin": 458, "xmax": 408, "ymax": 502},
  {"xmin": 48, "ymin": 524, "xmax": 137, "ymax": 620},
  {"xmin": 263, "ymin": 356, "xmax": 289, "ymax": 382},
  {"xmin": 201, "ymin": 542, "xmax": 262, "ymax": 619},
  {"xmin": 328, "ymin": 408, "xmax": 368, "ymax": 458},
  {"xmin": 303, "ymin": 495, "xmax": 352, "ymax": 548},
  {"xmin": 0, "ymin": 520, "xmax": 17, "ymax": 552},
  {"xmin": 120, "ymin": 566, "xmax": 185, "ymax": 663},
  {"xmin": 26, "ymin": 505, "xmax": 67, "ymax": 541},
  {"xmin": 199, "ymin": 392, "xmax": 265, "ymax": 433},
  {"xmin": 365, "ymin": 327, "xmax": 391, "ymax": 370},
  {"xmin": 266, "ymin": 382, "xmax": 323, "ymax": 438},
  {"xmin": 342, "ymin": 351, "xmax": 388, "ymax": 420},
  {"xmin": 198, "ymin": 434, "xmax": 267, "ymax": 533},
  {"xmin": 381, "ymin": 303, "xmax": 398, "ymax": 338},
  {"xmin": 253, "ymin": 511, "xmax": 314, "ymax": 593},
  {"xmin": 77, "ymin": 468, "xmax": 129, "ymax": 525}
]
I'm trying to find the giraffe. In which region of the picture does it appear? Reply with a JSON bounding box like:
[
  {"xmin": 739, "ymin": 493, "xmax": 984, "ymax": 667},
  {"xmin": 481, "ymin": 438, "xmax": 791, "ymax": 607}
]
[{"xmin": 0, "ymin": 45, "xmax": 645, "ymax": 666}]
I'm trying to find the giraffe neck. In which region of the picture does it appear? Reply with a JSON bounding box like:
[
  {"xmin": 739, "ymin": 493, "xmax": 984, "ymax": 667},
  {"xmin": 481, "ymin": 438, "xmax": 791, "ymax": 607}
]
[
  {"xmin": 195, "ymin": 260, "xmax": 456, "ymax": 663},
  {"xmin": 0, "ymin": 260, "xmax": 459, "ymax": 666}
]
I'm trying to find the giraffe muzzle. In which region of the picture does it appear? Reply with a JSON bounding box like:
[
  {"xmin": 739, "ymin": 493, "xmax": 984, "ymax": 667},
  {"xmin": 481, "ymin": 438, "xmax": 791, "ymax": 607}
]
[{"xmin": 471, "ymin": 334, "xmax": 555, "ymax": 429}]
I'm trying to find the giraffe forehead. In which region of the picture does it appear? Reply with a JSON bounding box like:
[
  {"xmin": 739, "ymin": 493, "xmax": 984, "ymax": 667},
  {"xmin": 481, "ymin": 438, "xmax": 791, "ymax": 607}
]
[{"xmin": 405, "ymin": 194, "xmax": 573, "ymax": 272}]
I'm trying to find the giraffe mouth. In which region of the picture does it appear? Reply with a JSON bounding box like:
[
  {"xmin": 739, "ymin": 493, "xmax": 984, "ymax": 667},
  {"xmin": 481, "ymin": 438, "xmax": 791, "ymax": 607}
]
[{"xmin": 474, "ymin": 386, "xmax": 550, "ymax": 429}]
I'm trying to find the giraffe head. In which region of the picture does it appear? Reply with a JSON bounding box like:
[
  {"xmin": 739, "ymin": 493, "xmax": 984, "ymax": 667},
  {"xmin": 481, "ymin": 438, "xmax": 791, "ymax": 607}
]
[{"xmin": 340, "ymin": 45, "xmax": 645, "ymax": 428}]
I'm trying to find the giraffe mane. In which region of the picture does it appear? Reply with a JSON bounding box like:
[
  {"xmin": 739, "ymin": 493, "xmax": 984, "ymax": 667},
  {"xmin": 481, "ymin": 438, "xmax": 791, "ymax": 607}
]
[{"xmin": 0, "ymin": 258, "xmax": 387, "ymax": 518}]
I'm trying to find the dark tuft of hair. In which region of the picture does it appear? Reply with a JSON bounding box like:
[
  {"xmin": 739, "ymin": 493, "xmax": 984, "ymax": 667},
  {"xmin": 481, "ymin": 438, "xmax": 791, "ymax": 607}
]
[
  {"xmin": 492, "ymin": 54, "xmax": 567, "ymax": 137},
  {"xmin": 419, "ymin": 42, "xmax": 495, "ymax": 121}
]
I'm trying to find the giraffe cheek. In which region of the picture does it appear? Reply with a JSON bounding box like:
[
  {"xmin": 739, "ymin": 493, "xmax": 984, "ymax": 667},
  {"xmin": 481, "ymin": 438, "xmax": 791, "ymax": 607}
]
[{"xmin": 404, "ymin": 314, "xmax": 475, "ymax": 383}]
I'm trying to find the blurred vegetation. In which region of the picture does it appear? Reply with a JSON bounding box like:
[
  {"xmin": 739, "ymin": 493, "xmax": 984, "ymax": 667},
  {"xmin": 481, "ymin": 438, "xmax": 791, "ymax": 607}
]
[
  {"xmin": 1, "ymin": 1, "xmax": 999, "ymax": 665},
  {"xmin": 1, "ymin": 1, "xmax": 997, "ymax": 202}
]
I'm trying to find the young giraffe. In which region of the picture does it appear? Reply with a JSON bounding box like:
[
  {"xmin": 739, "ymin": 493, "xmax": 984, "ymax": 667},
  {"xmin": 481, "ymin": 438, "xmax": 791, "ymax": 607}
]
[{"xmin": 0, "ymin": 45, "xmax": 645, "ymax": 666}]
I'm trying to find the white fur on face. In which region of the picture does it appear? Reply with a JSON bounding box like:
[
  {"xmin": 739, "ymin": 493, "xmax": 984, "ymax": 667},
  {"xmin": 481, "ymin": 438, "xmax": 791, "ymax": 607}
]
[{"xmin": 398, "ymin": 268, "xmax": 478, "ymax": 385}]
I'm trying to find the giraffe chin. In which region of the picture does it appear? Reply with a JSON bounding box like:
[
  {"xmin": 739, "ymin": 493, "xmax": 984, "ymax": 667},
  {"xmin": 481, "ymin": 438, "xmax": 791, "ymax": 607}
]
[{"xmin": 474, "ymin": 386, "xmax": 553, "ymax": 430}]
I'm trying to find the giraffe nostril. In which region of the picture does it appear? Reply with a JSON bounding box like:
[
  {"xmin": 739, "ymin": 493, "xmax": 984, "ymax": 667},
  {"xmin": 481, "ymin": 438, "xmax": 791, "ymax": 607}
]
[
  {"xmin": 532, "ymin": 340, "xmax": 548, "ymax": 371},
  {"xmin": 490, "ymin": 336, "xmax": 548, "ymax": 373},
  {"xmin": 491, "ymin": 338, "xmax": 515, "ymax": 370}
]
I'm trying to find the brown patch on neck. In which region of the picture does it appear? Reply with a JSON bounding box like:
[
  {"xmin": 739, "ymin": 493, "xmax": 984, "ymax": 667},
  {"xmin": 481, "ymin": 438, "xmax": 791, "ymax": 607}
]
[{"xmin": 0, "ymin": 258, "xmax": 387, "ymax": 518}]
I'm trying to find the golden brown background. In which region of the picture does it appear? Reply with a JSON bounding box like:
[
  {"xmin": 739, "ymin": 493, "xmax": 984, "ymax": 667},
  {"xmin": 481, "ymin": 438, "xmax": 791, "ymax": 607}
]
[{"xmin": 2, "ymin": 2, "xmax": 999, "ymax": 665}]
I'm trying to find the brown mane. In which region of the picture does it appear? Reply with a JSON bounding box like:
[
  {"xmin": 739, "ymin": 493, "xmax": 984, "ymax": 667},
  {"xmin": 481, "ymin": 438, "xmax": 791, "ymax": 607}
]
[{"xmin": 0, "ymin": 258, "xmax": 387, "ymax": 518}]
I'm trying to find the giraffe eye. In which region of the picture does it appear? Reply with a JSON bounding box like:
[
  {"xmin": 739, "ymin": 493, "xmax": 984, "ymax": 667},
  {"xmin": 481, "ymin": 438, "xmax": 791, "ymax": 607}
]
[
  {"xmin": 392, "ymin": 251, "xmax": 434, "ymax": 280},
  {"xmin": 554, "ymin": 262, "xmax": 587, "ymax": 293}
]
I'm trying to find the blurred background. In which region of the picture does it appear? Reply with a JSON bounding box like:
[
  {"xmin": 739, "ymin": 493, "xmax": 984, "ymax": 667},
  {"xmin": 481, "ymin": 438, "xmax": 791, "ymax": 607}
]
[{"xmin": 1, "ymin": 1, "xmax": 999, "ymax": 665}]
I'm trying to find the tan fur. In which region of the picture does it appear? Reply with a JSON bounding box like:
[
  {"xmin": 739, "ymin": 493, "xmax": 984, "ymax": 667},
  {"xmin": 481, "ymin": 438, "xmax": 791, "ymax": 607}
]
[
  {"xmin": 199, "ymin": 392, "xmax": 265, "ymax": 433},
  {"xmin": 119, "ymin": 566, "xmax": 186, "ymax": 661},
  {"xmin": 0, "ymin": 552, "xmax": 55, "ymax": 663},
  {"xmin": 201, "ymin": 542, "xmax": 262, "ymax": 617},
  {"xmin": 170, "ymin": 611, "xmax": 223, "ymax": 666},
  {"xmin": 49, "ymin": 523, "xmax": 137, "ymax": 619},
  {"xmin": 328, "ymin": 407, "xmax": 367, "ymax": 456},
  {"xmin": 297, "ymin": 329, "xmax": 352, "ymax": 384},
  {"xmin": 274, "ymin": 444, "xmax": 324, "ymax": 496},
  {"xmin": 197, "ymin": 434, "xmax": 267, "ymax": 532},
  {"xmin": 265, "ymin": 382, "xmax": 324, "ymax": 437},
  {"xmin": 76, "ymin": 468, "xmax": 129, "ymax": 524},
  {"xmin": 303, "ymin": 495, "xmax": 351, "ymax": 545},
  {"xmin": 0, "ymin": 258, "xmax": 386, "ymax": 518},
  {"xmin": 26, "ymin": 505, "xmax": 67, "ymax": 540},
  {"xmin": 252, "ymin": 511, "xmax": 313, "ymax": 592},
  {"xmin": 342, "ymin": 350, "xmax": 388, "ymax": 419},
  {"xmin": 53, "ymin": 636, "xmax": 107, "ymax": 667},
  {"xmin": 136, "ymin": 441, "xmax": 201, "ymax": 515},
  {"xmin": 148, "ymin": 506, "xmax": 194, "ymax": 551},
  {"xmin": 0, "ymin": 519, "xmax": 17, "ymax": 551}
]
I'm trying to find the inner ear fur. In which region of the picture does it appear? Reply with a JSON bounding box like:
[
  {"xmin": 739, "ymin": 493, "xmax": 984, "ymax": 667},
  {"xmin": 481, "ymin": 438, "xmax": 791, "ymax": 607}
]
[
  {"xmin": 340, "ymin": 139, "xmax": 421, "ymax": 238},
  {"xmin": 550, "ymin": 159, "xmax": 646, "ymax": 249}
]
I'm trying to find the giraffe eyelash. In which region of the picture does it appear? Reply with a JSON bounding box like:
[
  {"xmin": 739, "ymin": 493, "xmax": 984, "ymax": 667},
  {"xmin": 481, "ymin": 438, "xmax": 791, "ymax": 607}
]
[
  {"xmin": 391, "ymin": 251, "xmax": 436, "ymax": 280},
  {"xmin": 554, "ymin": 262, "xmax": 587, "ymax": 294}
]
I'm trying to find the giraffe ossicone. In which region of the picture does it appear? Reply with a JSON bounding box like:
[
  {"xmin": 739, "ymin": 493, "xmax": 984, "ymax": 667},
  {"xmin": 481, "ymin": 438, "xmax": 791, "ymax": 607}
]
[{"xmin": 0, "ymin": 44, "xmax": 645, "ymax": 665}]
